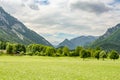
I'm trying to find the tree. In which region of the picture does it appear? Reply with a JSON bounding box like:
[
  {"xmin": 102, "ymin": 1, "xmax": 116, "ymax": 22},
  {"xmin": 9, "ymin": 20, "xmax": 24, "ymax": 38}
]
[
  {"xmin": 99, "ymin": 50, "xmax": 107, "ymax": 60},
  {"xmin": 94, "ymin": 50, "xmax": 101, "ymax": 60},
  {"xmin": 6, "ymin": 43, "xmax": 13, "ymax": 54},
  {"xmin": 56, "ymin": 48, "xmax": 63, "ymax": 56},
  {"xmin": 12, "ymin": 44, "xmax": 26, "ymax": 54},
  {"xmin": 20, "ymin": 51, "xmax": 25, "ymax": 56},
  {"xmin": 80, "ymin": 49, "xmax": 90, "ymax": 60},
  {"xmin": 35, "ymin": 51, "xmax": 40, "ymax": 55},
  {"xmin": 86, "ymin": 50, "xmax": 91, "ymax": 57},
  {"xmin": 45, "ymin": 47, "xmax": 56, "ymax": 56},
  {"xmin": 62, "ymin": 46, "xmax": 69, "ymax": 56},
  {"xmin": 69, "ymin": 51, "xmax": 75, "ymax": 56},
  {"xmin": 26, "ymin": 44, "xmax": 46, "ymax": 55},
  {"xmin": 95, "ymin": 47, "xmax": 101, "ymax": 50},
  {"xmin": 0, "ymin": 41, "xmax": 6, "ymax": 50},
  {"xmin": 74, "ymin": 46, "xmax": 83, "ymax": 56},
  {"xmin": 109, "ymin": 50, "xmax": 119, "ymax": 60}
]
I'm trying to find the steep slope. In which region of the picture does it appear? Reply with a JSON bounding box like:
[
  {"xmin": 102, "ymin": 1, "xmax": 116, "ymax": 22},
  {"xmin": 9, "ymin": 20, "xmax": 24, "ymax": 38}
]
[
  {"xmin": 91, "ymin": 24, "xmax": 120, "ymax": 52},
  {"xmin": 57, "ymin": 39, "xmax": 75, "ymax": 50},
  {"xmin": 0, "ymin": 7, "xmax": 52, "ymax": 46}
]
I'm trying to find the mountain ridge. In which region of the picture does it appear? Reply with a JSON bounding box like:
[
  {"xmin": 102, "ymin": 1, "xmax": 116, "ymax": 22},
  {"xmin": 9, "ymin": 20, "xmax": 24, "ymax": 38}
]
[
  {"xmin": 0, "ymin": 7, "xmax": 52, "ymax": 46},
  {"xmin": 57, "ymin": 39, "xmax": 75, "ymax": 49},
  {"xmin": 91, "ymin": 23, "xmax": 120, "ymax": 52},
  {"xmin": 57, "ymin": 36, "xmax": 98, "ymax": 49}
]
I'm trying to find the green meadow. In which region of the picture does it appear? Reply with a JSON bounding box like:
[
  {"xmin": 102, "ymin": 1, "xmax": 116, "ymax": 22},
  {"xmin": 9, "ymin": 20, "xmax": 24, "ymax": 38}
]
[{"xmin": 0, "ymin": 56, "xmax": 120, "ymax": 80}]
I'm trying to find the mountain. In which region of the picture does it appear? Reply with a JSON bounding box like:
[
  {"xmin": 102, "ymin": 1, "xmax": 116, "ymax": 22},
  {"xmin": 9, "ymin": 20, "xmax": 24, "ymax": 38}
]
[
  {"xmin": 0, "ymin": 7, "xmax": 52, "ymax": 46},
  {"xmin": 91, "ymin": 23, "xmax": 120, "ymax": 52},
  {"xmin": 99, "ymin": 24, "xmax": 120, "ymax": 40},
  {"xmin": 57, "ymin": 36, "xmax": 97, "ymax": 49},
  {"xmin": 57, "ymin": 39, "xmax": 75, "ymax": 50},
  {"xmin": 71, "ymin": 36, "xmax": 98, "ymax": 47}
]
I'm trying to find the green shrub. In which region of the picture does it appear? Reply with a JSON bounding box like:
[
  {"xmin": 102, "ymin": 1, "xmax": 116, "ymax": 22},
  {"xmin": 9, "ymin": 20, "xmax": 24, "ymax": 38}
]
[
  {"xmin": 0, "ymin": 51, "xmax": 4, "ymax": 55},
  {"xmin": 109, "ymin": 50, "xmax": 119, "ymax": 60},
  {"xmin": 94, "ymin": 50, "xmax": 101, "ymax": 60},
  {"xmin": 80, "ymin": 50, "xmax": 90, "ymax": 60},
  {"xmin": 62, "ymin": 46, "xmax": 69, "ymax": 56},
  {"xmin": 69, "ymin": 51, "xmax": 75, "ymax": 56},
  {"xmin": 20, "ymin": 51, "xmax": 25, "ymax": 56},
  {"xmin": 35, "ymin": 51, "xmax": 40, "ymax": 55},
  {"xmin": 26, "ymin": 52, "xmax": 33, "ymax": 56},
  {"xmin": 100, "ymin": 50, "xmax": 107, "ymax": 60}
]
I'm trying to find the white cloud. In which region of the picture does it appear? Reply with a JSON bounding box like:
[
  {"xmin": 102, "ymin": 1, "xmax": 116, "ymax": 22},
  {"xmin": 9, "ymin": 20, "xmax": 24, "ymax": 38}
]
[
  {"xmin": 70, "ymin": 1, "xmax": 112, "ymax": 14},
  {"xmin": 0, "ymin": 0, "xmax": 120, "ymax": 45}
]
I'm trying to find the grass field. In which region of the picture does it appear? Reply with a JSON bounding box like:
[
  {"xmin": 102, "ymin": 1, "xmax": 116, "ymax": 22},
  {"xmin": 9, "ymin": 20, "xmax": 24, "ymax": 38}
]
[{"xmin": 0, "ymin": 56, "xmax": 120, "ymax": 80}]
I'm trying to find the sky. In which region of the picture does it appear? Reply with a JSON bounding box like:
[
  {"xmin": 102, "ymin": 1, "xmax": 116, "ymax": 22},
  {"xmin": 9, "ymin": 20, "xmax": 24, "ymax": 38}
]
[{"xmin": 0, "ymin": 0, "xmax": 120, "ymax": 45}]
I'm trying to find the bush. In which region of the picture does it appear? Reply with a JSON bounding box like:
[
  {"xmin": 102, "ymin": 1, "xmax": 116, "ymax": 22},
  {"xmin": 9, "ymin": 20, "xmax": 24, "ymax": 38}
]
[
  {"xmin": 39, "ymin": 51, "xmax": 46, "ymax": 56},
  {"xmin": 74, "ymin": 46, "xmax": 83, "ymax": 56},
  {"xmin": 62, "ymin": 46, "xmax": 69, "ymax": 56},
  {"xmin": 45, "ymin": 47, "xmax": 56, "ymax": 56},
  {"xmin": 20, "ymin": 51, "xmax": 25, "ymax": 56},
  {"xmin": 26, "ymin": 52, "xmax": 33, "ymax": 56},
  {"xmin": 55, "ymin": 53, "xmax": 61, "ymax": 57},
  {"xmin": 6, "ymin": 44, "xmax": 13, "ymax": 54},
  {"xmin": 35, "ymin": 51, "xmax": 40, "ymax": 55},
  {"xmin": 69, "ymin": 51, "xmax": 75, "ymax": 56},
  {"xmin": 109, "ymin": 50, "xmax": 119, "ymax": 60},
  {"xmin": 56, "ymin": 48, "xmax": 63, "ymax": 56},
  {"xmin": 94, "ymin": 50, "xmax": 101, "ymax": 60},
  {"xmin": 0, "ymin": 51, "xmax": 4, "ymax": 55},
  {"xmin": 80, "ymin": 50, "xmax": 90, "ymax": 60},
  {"xmin": 100, "ymin": 50, "xmax": 107, "ymax": 60}
]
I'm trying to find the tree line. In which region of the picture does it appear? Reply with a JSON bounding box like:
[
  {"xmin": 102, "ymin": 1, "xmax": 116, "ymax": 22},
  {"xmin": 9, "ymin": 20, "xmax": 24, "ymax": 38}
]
[{"xmin": 0, "ymin": 41, "xmax": 119, "ymax": 60}]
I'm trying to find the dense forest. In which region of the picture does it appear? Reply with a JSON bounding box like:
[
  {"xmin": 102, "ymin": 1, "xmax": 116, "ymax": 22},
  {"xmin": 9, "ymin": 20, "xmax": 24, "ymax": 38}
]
[{"xmin": 0, "ymin": 41, "xmax": 119, "ymax": 60}]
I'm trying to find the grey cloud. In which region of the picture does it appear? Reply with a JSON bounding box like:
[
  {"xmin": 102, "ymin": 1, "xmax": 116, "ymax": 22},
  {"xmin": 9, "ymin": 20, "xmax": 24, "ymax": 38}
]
[
  {"xmin": 21, "ymin": 0, "xmax": 50, "ymax": 10},
  {"xmin": 21, "ymin": 0, "xmax": 40, "ymax": 10},
  {"xmin": 71, "ymin": 1, "xmax": 112, "ymax": 14},
  {"xmin": 28, "ymin": 4, "xmax": 39, "ymax": 10},
  {"xmin": 31, "ymin": 13, "xmax": 91, "ymax": 32},
  {"xmin": 34, "ymin": 0, "xmax": 50, "ymax": 5},
  {"xmin": 21, "ymin": 0, "xmax": 29, "ymax": 2}
]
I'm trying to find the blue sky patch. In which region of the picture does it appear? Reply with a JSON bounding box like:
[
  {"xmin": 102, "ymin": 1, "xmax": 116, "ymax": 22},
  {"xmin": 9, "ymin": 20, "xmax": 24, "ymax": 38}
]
[
  {"xmin": 34, "ymin": 0, "xmax": 49, "ymax": 5},
  {"xmin": 109, "ymin": 0, "xmax": 120, "ymax": 5}
]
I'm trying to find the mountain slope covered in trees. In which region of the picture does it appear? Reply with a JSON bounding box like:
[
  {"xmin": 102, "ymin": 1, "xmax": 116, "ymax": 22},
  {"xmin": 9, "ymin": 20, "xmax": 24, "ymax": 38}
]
[
  {"xmin": 91, "ymin": 24, "xmax": 120, "ymax": 52},
  {"xmin": 0, "ymin": 7, "xmax": 52, "ymax": 46}
]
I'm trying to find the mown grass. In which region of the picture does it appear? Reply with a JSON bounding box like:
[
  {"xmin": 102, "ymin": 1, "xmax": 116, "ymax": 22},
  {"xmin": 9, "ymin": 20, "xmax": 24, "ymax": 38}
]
[{"xmin": 0, "ymin": 56, "xmax": 120, "ymax": 80}]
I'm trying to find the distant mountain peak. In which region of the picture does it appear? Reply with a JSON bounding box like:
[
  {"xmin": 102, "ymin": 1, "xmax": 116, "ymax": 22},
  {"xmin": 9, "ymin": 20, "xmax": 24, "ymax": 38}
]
[
  {"xmin": 57, "ymin": 36, "xmax": 97, "ymax": 49},
  {"xmin": 57, "ymin": 39, "xmax": 75, "ymax": 50},
  {"xmin": 64, "ymin": 39, "xmax": 69, "ymax": 42}
]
